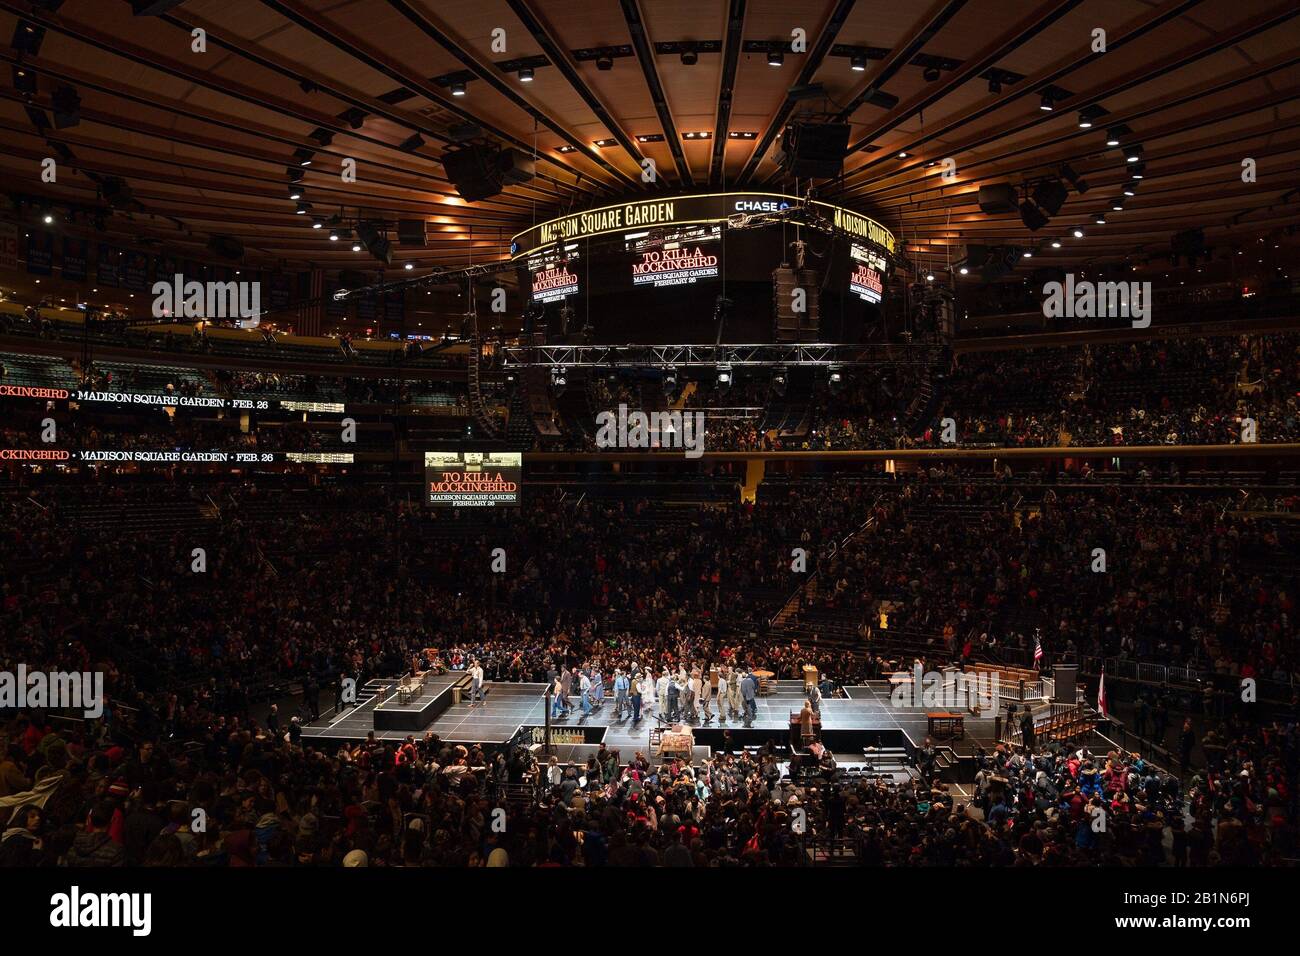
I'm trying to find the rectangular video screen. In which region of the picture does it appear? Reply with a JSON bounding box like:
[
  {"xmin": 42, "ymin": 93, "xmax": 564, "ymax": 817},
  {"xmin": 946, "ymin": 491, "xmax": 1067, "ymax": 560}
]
[
  {"xmin": 848, "ymin": 243, "xmax": 886, "ymax": 305},
  {"xmin": 424, "ymin": 451, "xmax": 521, "ymax": 507},
  {"xmin": 527, "ymin": 246, "xmax": 580, "ymax": 303}
]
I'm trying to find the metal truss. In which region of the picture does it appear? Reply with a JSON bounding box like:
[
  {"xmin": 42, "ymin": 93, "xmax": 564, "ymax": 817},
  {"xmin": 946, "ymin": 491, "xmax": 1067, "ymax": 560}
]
[{"xmin": 502, "ymin": 342, "xmax": 946, "ymax": 368}]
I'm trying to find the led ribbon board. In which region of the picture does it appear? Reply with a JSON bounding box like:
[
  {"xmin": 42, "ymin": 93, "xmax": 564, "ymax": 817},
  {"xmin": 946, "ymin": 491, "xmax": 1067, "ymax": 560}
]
[{"xmin": 510, "ymin": 193, "xmax": 896, "ymax": 260}]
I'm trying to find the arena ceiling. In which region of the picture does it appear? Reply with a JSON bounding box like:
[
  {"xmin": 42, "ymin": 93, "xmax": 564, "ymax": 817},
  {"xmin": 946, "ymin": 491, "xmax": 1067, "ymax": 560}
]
[{"xmin": 1, "ymin": 0, "xmax": 1297, "ymax": 281}]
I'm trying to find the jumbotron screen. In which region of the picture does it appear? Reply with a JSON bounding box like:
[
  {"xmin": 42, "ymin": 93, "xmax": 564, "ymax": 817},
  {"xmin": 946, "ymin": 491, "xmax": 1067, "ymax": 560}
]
[{"xmin": 424, "ymin": 451, "xmax": 522, "ymax": 507}]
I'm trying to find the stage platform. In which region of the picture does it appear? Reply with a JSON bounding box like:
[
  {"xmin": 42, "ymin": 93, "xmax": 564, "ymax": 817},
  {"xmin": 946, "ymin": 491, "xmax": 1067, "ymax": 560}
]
[{"xmin": 300, "ymin": 678, "xmax": 1001, "ymax": 761}]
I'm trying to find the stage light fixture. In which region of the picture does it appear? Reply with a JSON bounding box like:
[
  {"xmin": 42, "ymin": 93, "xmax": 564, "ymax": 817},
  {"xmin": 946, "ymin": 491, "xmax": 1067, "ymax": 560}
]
[
  {"xmin": 294, "ymin": 148, "xmax": 314, "ymax": 166},
  {"xmin": 923, "ymin": 66, "xmax": 940, "ymax": 82},
  {"xmin": 767, "ymin": 50, "xmax": 784, "ymax": 67},
  {"xmin": 12, "ymin": 20, "xmax": 44, "ymax": 56},
  {"xmin": 850, "ymin": 54, "xmax": 866, "ymax": 71},
  {"xmin": 1123, "ymin": 184, "xmax": 1136, "ymax": 197},
  {"xmin": 958, "ymin": 266, "xmax": 969, "ymax": 275},
  {"xmin": 1111, "ymin": 197, "xmax": 1125, "ymax": 211},
  {"xmin": 1072, "ymin": 228, "xmax": 1085, "ymax": 238},
  {"xmin": 596, "ymin": 55, "xmax": 613, "ymax": 71},
  {"xmin": 1077, "ymin": 105, "xmax": 1106, "ymax": 129},
  {"xmin": 1129, "ymin": 163, "xmax": 1145, "ymax": 179},
  {"xmin": 399, "ymin": 133, "xmax": 425, "ymax": 152},
  {"xmin": 288, "ymin": 186, "xmax": 303, "ymax": 200},
  {"xmin": 1022, "ymin": 251, "xmax": 1033, "ymax": 258},
  {"xmin": 404, "ymin": 261, "xmax": 414, "ymax": 270},
  {"xmin": 1094, "ymin": 212, "xmax": 1107, "ymax": 224},
  {"xmin": 286, "ymin": 166, "xmax": 305, "ymax": 183},
  {"xmin": 295, "ymin": 201, "xmax": 311, "ymax": 215},
  {"xmin": 451, "ymin": 80, "xmax": 467, "ymax": 96},
  {"xmin": 13, "ymin": 66, "xmax": 36, "ymax": 95},
  {"xmin": 987, "ymin": 77, "xmax": 1001, "ymax": 94},
  {"xmin": 518, "ymin": 66, "xmax": 534, "ymax": 82},
  {"xmin": 680, "ymin": 50, "xmax": 698, "ymax": 66},
  {"xmin": 1105, "ymin": 124, "xmax": 1131, "ymax": 146},
  {"xmin": 1039, "ymin": 92, "xmax": 1054, "ymax": 111},
  {"xmin": 1124, "ymin": 145, "xmax": 1143, "ymax": 163},
  {"xmin": 311, "ymin": 218, "xmax": 324, "ymax": 230}
]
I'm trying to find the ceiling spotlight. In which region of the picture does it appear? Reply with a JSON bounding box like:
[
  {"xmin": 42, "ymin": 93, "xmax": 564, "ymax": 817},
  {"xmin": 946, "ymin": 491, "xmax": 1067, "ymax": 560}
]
[
  {"xmin": 850, "ymin": 53, "xmax": 866, "ymax": 72},
  {"xmin": 1072, "ymin": 228, "xmax": 1085, "ymax": 238},
  {"xmin": 1051, "ymin": 240, "xmax": 1061, "ymax": 248},
  {"xmin": 596, "ymin": 55, "xmax": 613, "ymax": 71},
  {"xmin": 1123, "ymin": 184, "xmax": 1136, "ymax": 196},
  {"xmin": 288, "ymin": 186, "xmax": 303, "ymax": 200},
  {"xmin": 296, "ymin": 201, "xmax": 311, "ymax": 215},
  {"xmin": 1111, "ymin": 197, "xmax": 1125, "ymax": 211},
  {"xmin": 1077, "ymin": 105, "xmax": 1106, "ymax": 129},
  {"xmin": 1094, "ymin": 212, "xmax": 1106, "ymax": 224},
  {"xmin": 329, "ymin": 228, "xmax": 341, "ymax": 241},
  {"xmin": 1022, "ymin": 251, "xmax": 1033, "ymax": 258},
  {"xmin": 923, "ymin": 66, "xmax": 940, "ymax": 82},
  {"xmin": 767, "ymin": 50, "xmax": 784, "ymax": 67},
  {"xmin": 518, "ymin": 66, "xmax": 534, "ymax": 82},
  {"xmin": 294, "ymin": 147, "xmax": 314, "ymax": 166},
  {"xmin": 404, "ymin": 262, "xmax": 414, "ymax": 270},
  {"xmin": 1105, "ymin": 124, "xmax": 1131, "ymax": 146},
  {"xmin": 1129, "ymin": 163, "xmax": 1145, "ymax": 179},
  {"xmin": 352, "ymin": 242, "xmax": 363, "ymax": 252},
  {"xmin": 680, "ymin": 49, "xmax": 698, "ymax": 66},
  {"xmin": 286, "ymin": 166, "xmax": 305, "ymax": 183},
  {"xmin": 926, "ymin": 272, "xmax": 935, "ymax": 281},
  {"xmin": 958, "ymin": 266, "xmax": 969, "ymax": 275},
  {"xmin": 450, "ymin": 80, "xmax": 467, "ymax": 96},
  {"xmin": 1039, "ymin": 92, "xmax": 1054, "ymax": 111},
  {"xmin": 43, "ymin": 213, "xmax": 53, "ymax": 224},
  {"xmin": 1124, "ymin": 144, "xmax": 1144, "ymax": 162},
  {"xmin": 897, "ymin": 150, "xmax": 908, "ymax": 158},
  {"xmin": 311, "ymin": 218, "xmax": 324, "ymax": 229},
  {"xmin": 987, "ymin": 76, "xmax": 1002, "ymax": 94}
]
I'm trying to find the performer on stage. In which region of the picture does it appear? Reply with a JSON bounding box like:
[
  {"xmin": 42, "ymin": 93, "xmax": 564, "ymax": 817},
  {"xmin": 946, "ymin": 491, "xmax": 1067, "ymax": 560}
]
[{"xmin": 468, "ymin": 660, "xmax": 485, "ymax": 707}]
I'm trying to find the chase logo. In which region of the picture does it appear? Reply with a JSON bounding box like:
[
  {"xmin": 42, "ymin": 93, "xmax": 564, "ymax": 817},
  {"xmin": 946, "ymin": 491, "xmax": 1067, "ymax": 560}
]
[{"xmin": 734, "ymin": 200, "xmax": 790, "ymax": 212}]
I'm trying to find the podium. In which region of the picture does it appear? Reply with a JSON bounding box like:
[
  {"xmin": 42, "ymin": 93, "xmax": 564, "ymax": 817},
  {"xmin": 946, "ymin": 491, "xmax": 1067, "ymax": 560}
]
[{"xmin": 1053, "ymin": 664, "xmax": 1078, "ymax": 703}]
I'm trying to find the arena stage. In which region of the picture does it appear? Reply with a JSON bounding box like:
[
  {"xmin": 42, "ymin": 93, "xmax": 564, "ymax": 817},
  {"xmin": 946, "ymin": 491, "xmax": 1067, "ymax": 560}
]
[{"xmin": 299, "ymin": 676, "xmax": 1003, "ymax": 763}]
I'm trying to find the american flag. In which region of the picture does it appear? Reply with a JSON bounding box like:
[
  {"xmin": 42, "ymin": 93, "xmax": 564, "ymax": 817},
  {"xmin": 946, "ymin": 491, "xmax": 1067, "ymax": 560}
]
[{"xmin": 1033, "ymin": 630, "xmax": 1043, "ymax": 664}]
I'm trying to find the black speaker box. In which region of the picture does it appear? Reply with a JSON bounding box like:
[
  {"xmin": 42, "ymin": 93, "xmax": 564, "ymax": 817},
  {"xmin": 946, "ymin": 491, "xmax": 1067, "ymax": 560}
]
[
  {"xmin": 206, "ymin": 234, "xmax": 244, "ymax": 260},
  {"xmin": 780, "ymin": 123, "xmax": 850, "ymax": 179},
  {"xmin": 397, "ymin": 219, "xmax": 426, "ymax": 247},
  {"xmin": 978, "ymin": 183, "xmax": 1018, "ymax": 214}
]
